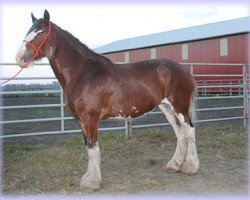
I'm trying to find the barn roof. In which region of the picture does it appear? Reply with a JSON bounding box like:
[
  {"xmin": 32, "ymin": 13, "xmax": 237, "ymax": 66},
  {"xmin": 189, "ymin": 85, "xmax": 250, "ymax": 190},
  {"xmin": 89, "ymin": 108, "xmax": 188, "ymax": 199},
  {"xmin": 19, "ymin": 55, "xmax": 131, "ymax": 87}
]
[{"xmin": 95, "ymin": 17, "xmax": 250, "ymax": 54}]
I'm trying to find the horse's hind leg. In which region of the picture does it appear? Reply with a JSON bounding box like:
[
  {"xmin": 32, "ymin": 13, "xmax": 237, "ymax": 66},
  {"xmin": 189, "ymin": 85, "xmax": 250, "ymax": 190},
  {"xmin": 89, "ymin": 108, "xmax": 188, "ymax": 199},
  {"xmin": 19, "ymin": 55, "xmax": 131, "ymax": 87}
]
[
  {"xmin": 159, "ymin": 98, "xmax": 199, "ymax": 174},
  {"xmin": 176, "ymin": 113, "xmax": 199, "ymax": 174},
  {"xmin": 159, "ymin": 98, "xmax": 187, "ymax": 172}
]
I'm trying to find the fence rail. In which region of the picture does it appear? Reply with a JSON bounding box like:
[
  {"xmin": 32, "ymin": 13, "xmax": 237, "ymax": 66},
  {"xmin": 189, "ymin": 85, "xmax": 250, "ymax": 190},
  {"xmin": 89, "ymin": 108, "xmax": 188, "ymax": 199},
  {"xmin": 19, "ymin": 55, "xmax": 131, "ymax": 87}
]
[{"xmin": 0, "ymin": 63, "xmax": 248, "ymax": 138}]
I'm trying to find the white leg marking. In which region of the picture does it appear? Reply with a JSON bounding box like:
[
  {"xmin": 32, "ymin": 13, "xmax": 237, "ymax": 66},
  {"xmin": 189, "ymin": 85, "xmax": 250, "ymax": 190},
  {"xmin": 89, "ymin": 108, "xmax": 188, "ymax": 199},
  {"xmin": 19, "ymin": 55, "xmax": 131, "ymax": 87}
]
[
  {"xmin": 159, "ymin": 98, "xmax": 199, "ymax": 174},
  {"xmin": 176, "ymin": 113, "xmax": 199, "ymax": 174},
  {"xmin": 80, "ymin": 143, "xmax": 102, "ymax": 191},
  {"xmin": 160, "ymin": 98, "xmax": 174, "ymax": 111},
  {"xmin": 159, "ymin": 98, "xmax": 187, "ymax": 172}
]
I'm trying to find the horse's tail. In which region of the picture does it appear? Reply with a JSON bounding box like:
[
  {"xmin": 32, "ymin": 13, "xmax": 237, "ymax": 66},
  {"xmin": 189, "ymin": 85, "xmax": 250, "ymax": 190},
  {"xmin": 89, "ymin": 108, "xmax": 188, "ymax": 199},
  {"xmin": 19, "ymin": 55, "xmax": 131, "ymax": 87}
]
[{"xmin": 189, "ymin": 84, "xmax": 197, "ymax": 126}]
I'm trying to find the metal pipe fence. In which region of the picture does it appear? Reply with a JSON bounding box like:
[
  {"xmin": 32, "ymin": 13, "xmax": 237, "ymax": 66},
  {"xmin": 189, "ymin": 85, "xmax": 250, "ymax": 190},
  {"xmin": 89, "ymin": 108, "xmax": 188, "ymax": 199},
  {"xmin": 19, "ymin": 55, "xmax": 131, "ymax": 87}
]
[{"xmin": 0, "ymin": 63, "xmax": 248, "ymax": 138}]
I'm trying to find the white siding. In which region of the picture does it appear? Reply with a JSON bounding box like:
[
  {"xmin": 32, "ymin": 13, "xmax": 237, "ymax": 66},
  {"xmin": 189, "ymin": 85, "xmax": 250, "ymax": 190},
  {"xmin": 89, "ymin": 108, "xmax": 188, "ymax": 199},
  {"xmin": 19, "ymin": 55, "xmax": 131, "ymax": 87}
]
[
  {"xmin": 150, "ymin": 48, "xmax": 156, "ymax": 59},
  {"xmin": 220, "ymin": 38, "xmax": 228, "ymax": 56},
  {"xmin": 182, "ymin": 44, "xmax": 188, "ymax": 60},
  {"xmin": 125, "ymin": 52, "xmax": 130, "ymax": 62}
]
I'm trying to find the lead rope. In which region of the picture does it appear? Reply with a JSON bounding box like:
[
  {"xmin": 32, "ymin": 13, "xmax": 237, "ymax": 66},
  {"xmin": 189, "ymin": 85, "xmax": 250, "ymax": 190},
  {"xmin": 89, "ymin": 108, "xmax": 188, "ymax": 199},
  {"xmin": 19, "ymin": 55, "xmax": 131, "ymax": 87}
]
[
  {"xmin": 0, "ymin": 68, "xmax": 24, "ymax": 86},
  {"xmin": 0, "ymin": 23, "xmax": 51, "ymax": 86}
]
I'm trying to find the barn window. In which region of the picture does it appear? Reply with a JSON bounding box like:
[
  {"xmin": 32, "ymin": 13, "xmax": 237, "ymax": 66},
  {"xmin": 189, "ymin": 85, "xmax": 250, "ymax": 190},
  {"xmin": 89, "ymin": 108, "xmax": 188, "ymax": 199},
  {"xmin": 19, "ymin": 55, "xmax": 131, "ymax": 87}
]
[
  {"xmin": 182, "ymin": 44, "xmax": 188, "ymax": 60},
  {"xmin": 220, "ymin": 38, "xmax": 228, "ymax": 56},
  {"xmin": 125, "ymin": 52, "xmax": 130, "ymax": 62},
  {"xmin": 151, "ymin": 48, "xmax": 156, "ymax": 59}
]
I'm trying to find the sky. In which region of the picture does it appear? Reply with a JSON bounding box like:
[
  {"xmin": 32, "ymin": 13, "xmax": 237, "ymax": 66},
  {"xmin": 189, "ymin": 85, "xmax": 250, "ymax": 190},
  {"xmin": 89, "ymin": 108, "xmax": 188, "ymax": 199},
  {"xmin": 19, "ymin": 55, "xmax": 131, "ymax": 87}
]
[{"xmin": 0, "ymin": 0, "xmax": 249, "ymax": 82}]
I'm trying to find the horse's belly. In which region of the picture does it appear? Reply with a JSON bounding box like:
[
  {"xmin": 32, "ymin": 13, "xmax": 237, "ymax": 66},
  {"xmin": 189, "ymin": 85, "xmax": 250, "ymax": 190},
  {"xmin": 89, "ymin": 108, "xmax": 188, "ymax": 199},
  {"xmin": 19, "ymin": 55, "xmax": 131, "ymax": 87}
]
[
  {"xmin": 100, "ymin": 76, "xmax": 164, "ymax": 120},
  {"xmin": 100, "ymin": 95, "xmax": 158, "ymax": 120}
]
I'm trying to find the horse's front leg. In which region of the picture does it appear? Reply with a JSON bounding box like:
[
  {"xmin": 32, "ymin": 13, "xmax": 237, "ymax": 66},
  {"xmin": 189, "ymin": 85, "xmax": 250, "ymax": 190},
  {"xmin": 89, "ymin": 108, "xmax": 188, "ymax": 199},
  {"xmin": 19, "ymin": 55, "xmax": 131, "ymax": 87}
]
[{"xmin": 78, "ymin": 116, "xmax": 102, "ymax": 192}]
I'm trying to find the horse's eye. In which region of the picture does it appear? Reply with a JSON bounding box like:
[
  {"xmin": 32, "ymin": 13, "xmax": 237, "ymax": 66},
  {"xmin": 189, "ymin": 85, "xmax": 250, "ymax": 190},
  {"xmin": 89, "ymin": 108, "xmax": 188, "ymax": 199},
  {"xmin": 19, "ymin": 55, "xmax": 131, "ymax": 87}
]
[{"xmin": 38, "ymin": 31, "xmax": 44, "ymax": 36}]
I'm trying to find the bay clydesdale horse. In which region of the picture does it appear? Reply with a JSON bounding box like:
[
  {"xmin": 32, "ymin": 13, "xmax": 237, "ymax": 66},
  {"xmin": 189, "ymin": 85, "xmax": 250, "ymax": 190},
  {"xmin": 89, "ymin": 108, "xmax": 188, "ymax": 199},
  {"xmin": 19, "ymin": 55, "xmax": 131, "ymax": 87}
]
[{"xmin": 16, "ymin": 10, "xmax": 199, "ymax": 191}]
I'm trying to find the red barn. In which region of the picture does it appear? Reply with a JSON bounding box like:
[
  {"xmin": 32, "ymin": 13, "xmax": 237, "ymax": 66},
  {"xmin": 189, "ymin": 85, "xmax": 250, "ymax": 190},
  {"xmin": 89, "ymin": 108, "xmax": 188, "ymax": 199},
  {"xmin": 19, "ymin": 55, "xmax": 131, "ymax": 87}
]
[
  {"xmin": 95, "ymin": 17, "xmax": 249, "ymax": 64},
  {"xmin": 95, "ymin": 17, "xmax": 249, "ymax": 94}
]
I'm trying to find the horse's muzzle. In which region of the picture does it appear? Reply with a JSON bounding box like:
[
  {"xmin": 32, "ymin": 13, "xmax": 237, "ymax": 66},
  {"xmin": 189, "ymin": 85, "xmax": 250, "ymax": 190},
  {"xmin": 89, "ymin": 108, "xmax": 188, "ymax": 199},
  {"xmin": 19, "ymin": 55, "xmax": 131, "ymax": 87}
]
[{"xmin": 16, "ymin": 51, "xmax": 33, "ymax": 68}]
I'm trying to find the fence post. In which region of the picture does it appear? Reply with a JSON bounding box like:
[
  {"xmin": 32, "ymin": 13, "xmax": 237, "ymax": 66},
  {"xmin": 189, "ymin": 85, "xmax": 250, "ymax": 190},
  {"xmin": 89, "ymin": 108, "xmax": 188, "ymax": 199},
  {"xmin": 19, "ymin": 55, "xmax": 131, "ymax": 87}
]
[
  {"xmin": 242, "ymin": 64, "xmax": 248, "ymax": 128},
  {"xmin": 125, "ymin": 118, "xmax": 132, "ymax": 137},
  {"xmin": 229, "ymin": 81, "xmax": 232, "ymax": 96},
  {"xmin": 238, "ymin": 80, "xmax": 241, "ymax": 95},
  {"xmin": 190, "ymin": 64, "xmax": 194, "ymax": 75},
  {"xmin": 60, "ymin": 86, "xmax": 65, "ymax": 132},
  {"xmin": 203, "ymin": 81, "xmax": 206, "ymax": 97}
]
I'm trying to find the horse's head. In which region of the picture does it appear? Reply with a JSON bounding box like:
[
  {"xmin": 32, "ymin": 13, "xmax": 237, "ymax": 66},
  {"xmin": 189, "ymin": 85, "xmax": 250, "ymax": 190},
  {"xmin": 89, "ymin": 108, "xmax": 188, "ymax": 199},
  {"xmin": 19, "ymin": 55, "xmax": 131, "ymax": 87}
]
[{"xmin": 16, "ymin": 10, "xmax": 52, "ymax": 68}]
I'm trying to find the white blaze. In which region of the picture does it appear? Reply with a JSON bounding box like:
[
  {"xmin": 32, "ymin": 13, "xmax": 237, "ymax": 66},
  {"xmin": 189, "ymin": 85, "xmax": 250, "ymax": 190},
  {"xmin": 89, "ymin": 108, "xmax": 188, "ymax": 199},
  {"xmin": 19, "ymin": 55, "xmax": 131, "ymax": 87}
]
[
  {"xmin": 16, "ymin": 29, "xmax": 43, "ymax": 66},
  {"xmin": 18, "ymin": 29, "xmax": 43, "ymax": 52},
  {"xmin": 25, "ymin": 29, "xmax": 43, "ymax": 42}
]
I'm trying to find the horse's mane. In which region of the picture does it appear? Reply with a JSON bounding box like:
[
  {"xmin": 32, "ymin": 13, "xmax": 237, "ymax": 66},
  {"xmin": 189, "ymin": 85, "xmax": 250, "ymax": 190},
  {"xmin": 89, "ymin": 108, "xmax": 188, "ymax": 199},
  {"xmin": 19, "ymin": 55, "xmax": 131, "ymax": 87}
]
[{"xmin": 54, "ymin": 23, "xmax": 113, "ymax": 64}]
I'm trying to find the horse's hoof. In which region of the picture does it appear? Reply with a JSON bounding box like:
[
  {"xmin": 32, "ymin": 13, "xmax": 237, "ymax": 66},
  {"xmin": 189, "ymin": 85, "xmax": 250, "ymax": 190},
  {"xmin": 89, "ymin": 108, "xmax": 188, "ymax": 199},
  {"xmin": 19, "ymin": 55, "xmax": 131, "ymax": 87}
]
[
  {"xmin": 165, "ymin": 159, "xmax": 182, "ymax": 172},
  {"xmin": 181, "ymin": 158, "xmax": 199, "ymax": 175},
  {"xmin": 79, "ymin": 174, "xmax": 102, "ymax": 192}
]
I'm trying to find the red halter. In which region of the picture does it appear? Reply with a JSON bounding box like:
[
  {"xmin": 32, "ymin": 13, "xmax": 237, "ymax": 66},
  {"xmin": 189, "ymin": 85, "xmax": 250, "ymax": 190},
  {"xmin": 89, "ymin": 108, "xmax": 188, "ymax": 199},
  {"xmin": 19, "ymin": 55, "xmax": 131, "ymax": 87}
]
[
  {"xmin": 1, "ymin": 23, "xmax": 52, "ymax": 85},
  {"xmin": 22, "ymin": 23, "xmax": 52, "ymax": 67}
]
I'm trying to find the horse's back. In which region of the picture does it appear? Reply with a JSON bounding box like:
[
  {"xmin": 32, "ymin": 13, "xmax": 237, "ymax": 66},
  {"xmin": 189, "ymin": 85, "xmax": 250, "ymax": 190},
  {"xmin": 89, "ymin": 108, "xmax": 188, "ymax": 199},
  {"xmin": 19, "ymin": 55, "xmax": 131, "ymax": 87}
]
[{"xmin": 123, "ymin": 58, "xmax": 195, "ymax": 93}]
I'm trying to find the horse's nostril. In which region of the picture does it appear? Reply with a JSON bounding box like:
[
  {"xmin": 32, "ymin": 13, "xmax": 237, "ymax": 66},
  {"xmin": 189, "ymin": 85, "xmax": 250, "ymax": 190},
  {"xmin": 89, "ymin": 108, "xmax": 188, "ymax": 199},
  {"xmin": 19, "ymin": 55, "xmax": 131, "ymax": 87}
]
[
  {"xmin": 21, "ymin": 55, "xmax": 28, "ymax": 62},
  {"xmin": 21, "ymin": 54, "xmax": 32, "ymax": 62}
]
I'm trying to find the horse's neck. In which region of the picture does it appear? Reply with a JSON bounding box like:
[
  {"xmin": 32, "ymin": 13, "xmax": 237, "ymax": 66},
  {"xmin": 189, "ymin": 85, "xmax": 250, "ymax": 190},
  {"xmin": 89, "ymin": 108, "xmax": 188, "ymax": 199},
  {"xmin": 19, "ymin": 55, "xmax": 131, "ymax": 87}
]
[{"xmin": 48, "ymin": 26, "xmax": 94, "ymax": 89}]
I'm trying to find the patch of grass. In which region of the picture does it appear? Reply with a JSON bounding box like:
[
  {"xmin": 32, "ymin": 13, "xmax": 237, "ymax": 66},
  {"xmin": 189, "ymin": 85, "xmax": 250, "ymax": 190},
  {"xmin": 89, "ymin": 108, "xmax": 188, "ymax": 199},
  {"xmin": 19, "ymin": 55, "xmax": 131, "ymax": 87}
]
[
  {"xmin": 2, "ymin": 126, "xmax": 248, "ymax": 194},
  {"xmin": 197, "ymin": 125, "xmax": 247, "ymax": 156}
]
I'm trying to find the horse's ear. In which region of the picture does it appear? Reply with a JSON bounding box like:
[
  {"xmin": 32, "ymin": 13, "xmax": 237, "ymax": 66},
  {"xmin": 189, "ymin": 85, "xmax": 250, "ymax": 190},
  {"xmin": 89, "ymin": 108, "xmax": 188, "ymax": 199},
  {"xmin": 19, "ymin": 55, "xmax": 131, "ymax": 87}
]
[
  {"xmin": 31, "ymin": 13, "xmax": 37, "ymax": 23},
  {"xmin": 43, "ymin": 9, "xmax": 50, "ymax": 24}
]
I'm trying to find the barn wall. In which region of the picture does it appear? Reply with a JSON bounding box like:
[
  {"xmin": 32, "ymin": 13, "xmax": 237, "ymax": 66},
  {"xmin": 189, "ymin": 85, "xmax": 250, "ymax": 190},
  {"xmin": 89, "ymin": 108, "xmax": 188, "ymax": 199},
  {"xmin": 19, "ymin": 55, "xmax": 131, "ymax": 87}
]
[
  {"xmin": 156, "ymin": 44, "xmax": 182, "ymax": 62},
  {"xmin": 105, "ymin": 52, "xmax": 125, "ymax": 62},
  {"xmin": 103, "ymin": 33, "xmax": 249, "ymax": 64},
  {"xmin": 186, "ymin": 34, "xmax": 248, "ymax": 63},
  {"xmin": 129, "ymin": 48, "xmax": 151, "ymax": 62}
]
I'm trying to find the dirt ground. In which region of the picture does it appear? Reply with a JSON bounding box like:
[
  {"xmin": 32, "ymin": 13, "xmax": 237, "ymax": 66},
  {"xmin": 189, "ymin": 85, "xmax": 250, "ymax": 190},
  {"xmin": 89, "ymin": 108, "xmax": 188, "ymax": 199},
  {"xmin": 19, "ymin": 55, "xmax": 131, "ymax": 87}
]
[{"xmin": 1, "ymin": 125, "xmax": 248, "ymax": 196}]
